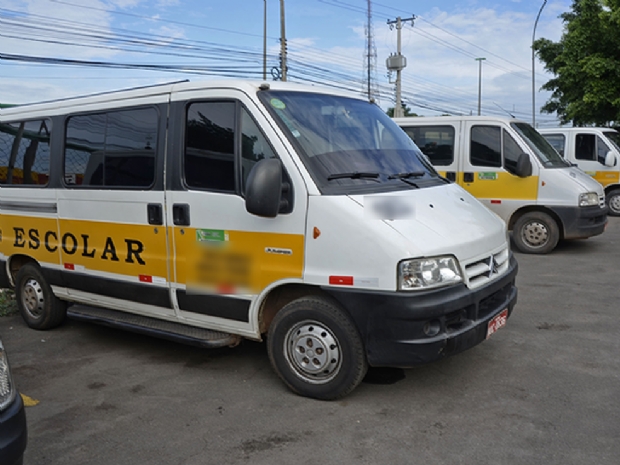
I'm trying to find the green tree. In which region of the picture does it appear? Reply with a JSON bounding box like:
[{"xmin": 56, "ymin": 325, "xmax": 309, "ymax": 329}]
[
  {"xmin": 534, "ymin": 0, "xmax": 620, "ymax": 126},
  {"xmin": 386, "ymin": 104, "xmax": 418, "ymax": 117}
]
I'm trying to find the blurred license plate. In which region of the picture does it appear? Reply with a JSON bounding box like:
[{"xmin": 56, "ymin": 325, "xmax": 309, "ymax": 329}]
[{"xmin": 486, "ymin": 309, "xmax": 508, "ymax": 339}]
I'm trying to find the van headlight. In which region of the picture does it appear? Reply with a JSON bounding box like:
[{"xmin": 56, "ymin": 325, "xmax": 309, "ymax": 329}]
[
  {"xmin": 579, "ymin": 192, "xmax": 599, "ymax": 207},
  {"xmin": 0, "ymin": 341, "xmax": 17, "ymax": 411},
  {"xmin": 398, "ymin": 255, "xmax": 463, "ymax": 291}
]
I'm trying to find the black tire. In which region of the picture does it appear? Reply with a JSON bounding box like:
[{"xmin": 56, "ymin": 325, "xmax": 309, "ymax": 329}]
[
  {"xmin": 606, "ymin": 189, "xmax": 620, "ymax": 216},
  {"xmin": 267, "ymin": 296, "xmax": 368, "ymax": 400},
  {"xmin": 15, "ymin": 263, "xmax": 67, "ymax": 330},
  {"xmin": 512, "ymin": 211, "xmax": 560, "ymax": 254}
]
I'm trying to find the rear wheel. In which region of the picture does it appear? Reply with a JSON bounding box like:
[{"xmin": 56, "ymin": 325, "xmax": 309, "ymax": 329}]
[
  {"xmin": 512, "ymin": 211, "xmax": 560, "ymax": 254},
  {"xmin": 606, "ymin": 189, "xmax": 620, "ymax": 216},
  {"xmin": 267, "ymin": 296, "xmax": 367, "ymax": 400},
  {"xmin": 15, "ymin": 263, "xmax": 67, "ymax": 330}
]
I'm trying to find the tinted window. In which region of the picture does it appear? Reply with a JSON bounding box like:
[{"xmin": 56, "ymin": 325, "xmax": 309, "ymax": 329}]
[
  {"xmin": 0, "ymin": 119, "xmax": 51, "ymax": 185},
  {"xmin": 503, "ymin": 129, "xmax": 522, "ymax": 173},
  {"xmin": 575, "ymin": 134, "xmax": 596, "ymax": 161},
  {"xmin": 402, "ymin": 125, "xmax": 454, "ymax": 166},
  {"xmin": 543, "ymin": 134, "xmax": 565, "ymax": 156},
  {"xmin": 65, "ymin": 108, "xmax": 157, "ymax": 187},
  {"xmin": 240, "ymin": 108, "xmax": 276, "ymax": 191},
  {"xmin": 595, "ymin": 135, "xmax": 611, "ymax": 163},
  {"xmin": 471, "ymin": 126, "xmax": 501, "ymax": 167},
  {"xmin": 185, "ymin": 102, "xmax": 236, "ymax": 191}
]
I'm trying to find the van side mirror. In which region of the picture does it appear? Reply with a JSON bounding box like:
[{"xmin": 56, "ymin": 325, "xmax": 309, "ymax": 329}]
[
  {"xmin": 245, "ymin": 158, "xmax": 283, "ymax": 218},
  {"xmin": 506, "ymin": 153, "xmax": 532, "ymax": 178},
  {"xmin": 604, "ymin": 151, "xmax": 617, "ymax": 167}
]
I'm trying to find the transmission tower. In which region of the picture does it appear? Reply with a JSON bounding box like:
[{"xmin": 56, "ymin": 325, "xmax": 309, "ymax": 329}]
[{"xmin": 362, "ymin": 0, "xmax": 378, "ymax": 102}]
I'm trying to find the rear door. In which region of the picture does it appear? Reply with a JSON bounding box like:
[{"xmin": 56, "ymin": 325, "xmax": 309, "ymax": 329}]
[
  {"xmin": 166, "ymin": 88, "xmax": 307, "ymax": 337},
  {"xmin": 58, "ymin": 97, "xmax": 173, "ymax": 319}
]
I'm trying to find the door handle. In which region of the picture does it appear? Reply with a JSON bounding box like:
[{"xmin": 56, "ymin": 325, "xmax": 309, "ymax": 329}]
[
  {"xmin": 147, "ymin": 204, "xmax": 163, "ymax": 225},
  {"xmin": 173, "ymin": 204, "xmax": 190, "ymax": 226},
  {"xmin": 463, "ymin": 172, "xmax": 474, "ymax": 183},
  {"xmin": 445, "ymin": 171, "xmax": 456, "ymax": 182}
]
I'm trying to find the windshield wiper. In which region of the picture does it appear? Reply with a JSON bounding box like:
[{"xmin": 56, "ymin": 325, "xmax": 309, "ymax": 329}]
[
  {"xmin": 387, "ymin": 171, "xmax": 426, "ymax": 180},
  {"xmin": 327, "ymin": 172, "xmax": 380, "ymax": 181}
]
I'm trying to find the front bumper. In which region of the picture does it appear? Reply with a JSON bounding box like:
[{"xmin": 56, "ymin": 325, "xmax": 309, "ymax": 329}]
[
  {"xmin": 550, "ymin": 204, "xmax": 607, "ymax": 239},
  {"xmin": 323, "ymin": 255, "xmax": 518, "ymax": 367},
  {"xmin": 0, "ymin": 393, "xmax": 27, "ymax": 465}
]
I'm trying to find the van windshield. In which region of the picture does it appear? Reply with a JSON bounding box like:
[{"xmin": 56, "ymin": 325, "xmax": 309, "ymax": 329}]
[
  {"xmin": 603, "ymin": 131, "xmax": 620, "ymax": 151},
  {"xmin": 259, "ymin": 90, "xmax": 443, "ymax": 194},
  {"xmin": 511, "ymin": 122, "xmax": 571, "ymax": 168}
]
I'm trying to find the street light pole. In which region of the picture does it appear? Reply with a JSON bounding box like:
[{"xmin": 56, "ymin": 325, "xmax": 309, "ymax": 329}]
[
  {"xmin": 279, "ymin": 0, "xmax": 287, "ymax": 81},
  {"xmin": 532, "ymin": 0, "xmax": 547, "ymax": 127},
  {"xmin": 263, "ymin": 0, "xmax": 267, "ymax": 80},
  {"xmin": 476, "ymin": 57, "xmax": 486, "ymax": 116}
]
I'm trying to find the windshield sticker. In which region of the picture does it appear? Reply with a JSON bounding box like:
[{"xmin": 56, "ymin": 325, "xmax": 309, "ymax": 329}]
[
  {"xmin": 270, "ymin": 98, "xmax": 286, "ymax": 110},
  {"xmin": 478, "ymin": 172, "xmax": 498, "ymax": 180},
  {"xmin": 196, "ymin": 229, "xmax": 228, "ymax": 242}
]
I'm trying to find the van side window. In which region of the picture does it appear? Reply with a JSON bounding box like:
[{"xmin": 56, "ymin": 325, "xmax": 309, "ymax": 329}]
[
  {"xmin": 402, "ymin": 125, "xmax": 454, "ymax": 166},
  {"xmin": 595, "ymin": 135, "xmax": 611, "ymax": 163},
  {"xmin": 65, "ymin": 108, "xmax": 157, "ymax": 187},
  {"xmin": 503, "ymin": 129, "xmax": 522, "ymax": 173},
  {"xmin": 185, "ymin": 102, "xmax": 236, "ymax": 192},
  {"xmin": 240, "ymin": 108, "xmax": 276, "ymax": 190},
  {"xmin": 470, "ymin": 126, "xmax": 502, "ymax": 167},
  {"xmin": 0, "ymin": 119, "xmax": 51, "ymax": 185},
  {"xmin": 575, "ymin": 134, "xmax": 597, "ymax": 161},
  {"xmin": 543, "ymin": 134, "xmax": 565, "ymax": 156}
]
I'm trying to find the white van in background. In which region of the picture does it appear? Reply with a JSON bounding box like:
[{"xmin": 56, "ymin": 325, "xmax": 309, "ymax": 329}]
[
  {"xmin": 393, "ymin": 116, "xmax": 608, "ymax": 254},
  {"xmin": 0, "ymin": 81, "xmax": 518, "ymax": 400},
  {"xmin": 538, "ymin": 127, "xmax": 620, "ymax": 215}
]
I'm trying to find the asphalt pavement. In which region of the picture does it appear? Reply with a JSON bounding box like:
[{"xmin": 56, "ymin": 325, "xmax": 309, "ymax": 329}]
[{"xmin": 1, "ymin": 218, "xmax": 619, "ymax": 465}]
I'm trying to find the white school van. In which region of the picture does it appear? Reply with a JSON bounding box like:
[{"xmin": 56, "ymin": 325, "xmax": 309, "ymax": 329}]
[
  {"xmin": 538, "ymin": 127, "xmax": 620, "ymax": 215},
  {"xmin": 394, "ymin": 116, "xmax": 608, "ymax": 254},
  {"xmin": 0, "ymin": 81, "xmax": 517, "ymax": 399}
]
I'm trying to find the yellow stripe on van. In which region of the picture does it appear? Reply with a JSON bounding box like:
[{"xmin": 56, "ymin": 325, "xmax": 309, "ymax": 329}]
[
  {"xmin": 175, "ymin": 228, "xmax": 304, "ymax": 293},
  {"xmin": 591, "ymin": 171, "xmax": 619, "ymax": 187},
  {"xmin": 461, "ymin": 172, "xmax": 539, "ymax": 200},
  {"xmin": 0, "ymin": 214, "xmax": 168, "ymax": 280},
  {"xmin": 0, "ymin": 215, "xmax": 60, "ymax": 264}
]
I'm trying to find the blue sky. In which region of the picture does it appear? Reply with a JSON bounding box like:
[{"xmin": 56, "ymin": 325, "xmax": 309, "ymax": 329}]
[{"xmin": 0, "ymin": 0, "xmax": 571, "ymax": 126}]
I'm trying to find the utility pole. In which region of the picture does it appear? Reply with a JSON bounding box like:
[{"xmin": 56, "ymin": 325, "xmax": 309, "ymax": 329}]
[
  {"xmin": 476, "ymin": 57, "xmax": 486, "ymax": 116},
  {"xmin": 387, "ymin": 15, "xmax": 415, "ymax": 118},
  {"xmin": 279, "ymin": 0, "xmax": 287, "ymax": 81}
]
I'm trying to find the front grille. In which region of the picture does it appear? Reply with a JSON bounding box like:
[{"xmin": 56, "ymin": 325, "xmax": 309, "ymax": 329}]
[{"xmin": 464, "ymin": 245, "xmax": 510, "ymax": 289}]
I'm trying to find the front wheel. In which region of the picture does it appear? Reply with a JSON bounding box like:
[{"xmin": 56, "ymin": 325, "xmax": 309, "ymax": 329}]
[
  {"xmin": 512, "ymin": 211, "xmax": 560, "ymax": 254},
  {"xmin": 15, "ymin": 263, "xmax": 67, "ymax": 330},
  {"xmin": 606, "ymin": 189, "xmax": 620, "ymax": 216},
  {"xmin": 267, "ymin": 296, "xmax": 368, "ymax": 400}
]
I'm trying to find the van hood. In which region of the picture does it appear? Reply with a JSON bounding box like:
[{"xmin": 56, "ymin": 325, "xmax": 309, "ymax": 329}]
[
  {"xmin": 347, "ymin": 183, "xmax": 507, "ymax": 262},
  {"xmin": 562, "ymin": 166, "xmax": 605, "ymax": 194}
]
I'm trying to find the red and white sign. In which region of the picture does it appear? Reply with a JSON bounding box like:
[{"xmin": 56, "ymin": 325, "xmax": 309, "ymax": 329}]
[{"xmin": 486, "ymin": 308, "xmax": 508, "ymax": 339}]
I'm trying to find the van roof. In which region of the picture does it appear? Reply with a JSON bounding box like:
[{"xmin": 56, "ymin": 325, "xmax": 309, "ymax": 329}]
[
  {"xmin": 0, "ymin": 79, "xmax": 364, "ymax": 120},
  {"xmin": 392, "ymin": 115, "xmax": 529, "ymax": 125},
  {"xmin": 538, "ymin": 127, "xmax": 618, "ymax": 133}
]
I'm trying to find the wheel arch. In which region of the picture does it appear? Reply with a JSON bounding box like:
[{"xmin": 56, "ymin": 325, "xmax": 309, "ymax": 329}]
[
  {"xmin": 508, "ymin": 206, "xmax": 565, "ymax": 240},
  {"xmin": 604, "ymin": 183, "xmax": 620, "ymax": 197},
  {"xmin": 257, "ymin": 283, "xmax": 335, "ymax": 336},
  {"xmin": 6, "ymin": 254, "xmax": 40, "ymax": 287}
]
